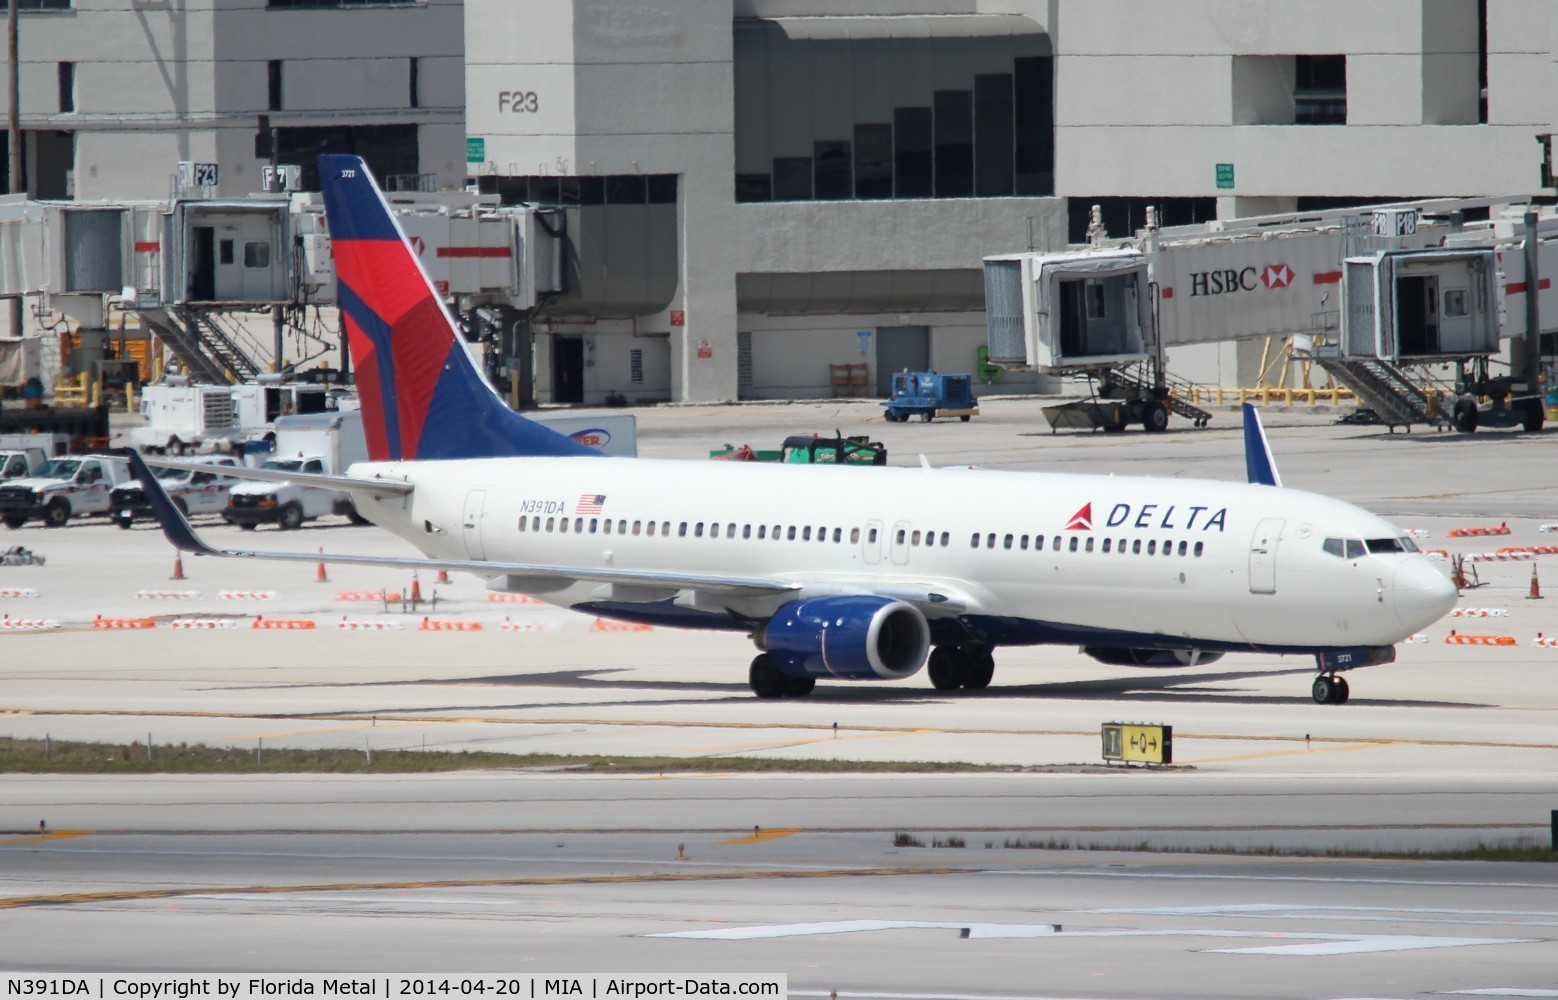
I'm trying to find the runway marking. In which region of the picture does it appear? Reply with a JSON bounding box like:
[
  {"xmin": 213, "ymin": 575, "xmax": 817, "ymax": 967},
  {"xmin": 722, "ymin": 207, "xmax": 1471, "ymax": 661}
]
[
  {"xmin": 12, "ymin": 707, "xmax": 1558, "ymax": 752},
  {"xmin": 0, "ymin": 830, "xmax": 92, "ymax": 845},
  {"xmin": 1178, "ymin": 742, "xmax": 1391, "ymax": 765},
  {"xmin": 0, "ymin": 865, "xmax": 964, "ymax": 910},
  {"xmin": 653, "ymin": 919, "xmax": 1060, "ymax": 940},
  {"xmin": 652, "ymin": 920, "xmax": 1533, "ymax": 955},
  {"xmin": 1085, "ymin": 903, "xmax": 1558, "ymax": 928},
  {"xmin": 686, "ymin": 731, "xmax": 914, "ymax": 754},
  {"xmin": 716, "ymin": 828, "xmax": 801, "ymax": 845},
  {"xmin": 1443, "ymin": 991, "xmax": 1558, "ymax": 997},
  {"xmin": 232, "ymin": 721, "xmax": 419, "ymax": 741}
]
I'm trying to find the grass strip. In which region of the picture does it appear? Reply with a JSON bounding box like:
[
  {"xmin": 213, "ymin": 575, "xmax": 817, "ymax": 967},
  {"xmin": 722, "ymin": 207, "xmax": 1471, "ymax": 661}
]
[{"xmin": 0, "ymin": 737, "xmax": 998, "ymax": 775}]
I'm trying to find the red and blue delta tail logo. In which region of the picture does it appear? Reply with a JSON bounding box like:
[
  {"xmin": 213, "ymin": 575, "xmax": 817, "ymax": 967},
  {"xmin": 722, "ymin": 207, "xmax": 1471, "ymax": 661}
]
[
  {"xmin": 318, "ymin": 154, "xmax": 596, "ymax": 462},
  {"xmin": 1064, "ymin": 502, "xmax": 1092, "ymax": 531}
]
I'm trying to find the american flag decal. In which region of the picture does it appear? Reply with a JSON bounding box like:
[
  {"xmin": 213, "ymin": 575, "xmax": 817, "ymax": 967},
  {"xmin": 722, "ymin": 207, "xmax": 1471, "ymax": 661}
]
[{"xmin": 576, "ymin": 493, "xmax": 606, "ymax": 514}]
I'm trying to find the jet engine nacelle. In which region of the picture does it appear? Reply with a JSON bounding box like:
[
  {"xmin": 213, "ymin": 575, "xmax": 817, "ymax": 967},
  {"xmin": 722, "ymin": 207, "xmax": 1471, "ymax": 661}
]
[
  {"xmin": 1083, "ymin": 646, "xmax": 1225, "ymax": 668},
  {"xmin": 761, "ymin": 596, "xmax": 931, "ymax": 680}
]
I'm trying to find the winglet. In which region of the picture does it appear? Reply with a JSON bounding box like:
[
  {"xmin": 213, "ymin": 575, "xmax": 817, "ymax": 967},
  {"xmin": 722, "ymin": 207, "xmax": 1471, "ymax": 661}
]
[
  {"xmin": 1242, "ymin": 403, "xmax": 1282, "ymax": 487},
  {"xmin": 125, "ymin": 449, "xmax": 219, "ymax": 555}
]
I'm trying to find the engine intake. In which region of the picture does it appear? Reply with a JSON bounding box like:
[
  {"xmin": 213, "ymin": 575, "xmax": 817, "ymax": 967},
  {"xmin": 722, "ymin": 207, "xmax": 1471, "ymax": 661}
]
[
  {"xmin": 1083, "ymin": 646, "xmax": 1224, "ymax": 668},
  {"xmin": 762, "ymin": 596, "xmax": 930, "ymax": 680}
]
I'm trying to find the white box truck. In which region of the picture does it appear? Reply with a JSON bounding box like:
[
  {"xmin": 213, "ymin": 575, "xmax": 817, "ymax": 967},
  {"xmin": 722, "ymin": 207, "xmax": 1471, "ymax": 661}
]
[
  {"xmin": 130, "ymin": 384, "xmax": 241, "ymax": 454},
  {"xmin": 223, "ymin": 410, "xmax": 367, "ymax": 530}
]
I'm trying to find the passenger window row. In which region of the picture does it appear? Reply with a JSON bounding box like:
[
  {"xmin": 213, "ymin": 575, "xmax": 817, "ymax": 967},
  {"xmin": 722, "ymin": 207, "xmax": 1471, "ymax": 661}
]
[
  {"xmin": 969, "ymin": 530, "xmax": 1205, "ymax": 558},
  {"xmin": 514, "ymin": 514, "xmax": 1203, "ymax": 559},
  {"xmin": 518, "ymin": 516, "xmax": 860, "ymax": 544}
]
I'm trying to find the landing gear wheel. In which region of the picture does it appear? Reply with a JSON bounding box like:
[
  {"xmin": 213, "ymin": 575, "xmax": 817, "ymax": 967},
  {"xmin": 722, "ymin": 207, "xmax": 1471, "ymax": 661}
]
[
  {"xmin": 1453, "ymin": 398, "xmax": 1478, "ymax": 434},
  {"xmin": 1142, "ymin": 403, "xmax": 1169, "ymax": 433},
  {"xmin": 928, "ymin": 647, "xmax": 965, "ymax": 690},
  {"xmin": 43, "ymin": 500, "xmax": 70, "ymax": 527},
  {"xmin": 1312, "ymin": 674, "xmax": 1350, "ymax": 705},
  {"xmin": 749, "ymin": 653, "xmax": 787, "ymax": 699},
  {"xmin": 784, "ymin": 675, "xmax": 816, "ymax": 697},
  {"xmin": 962, "ymin": 651, "xmax": 995, "ymax": 690}
]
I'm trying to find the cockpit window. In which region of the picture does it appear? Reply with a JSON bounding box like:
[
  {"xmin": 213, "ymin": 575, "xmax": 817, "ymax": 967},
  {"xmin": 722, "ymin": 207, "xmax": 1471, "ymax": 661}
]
[
  {"xmin": 1365, "ymin": 538, "xmax": 1406, "ymax": 554},
  {"xmin": 1345, "ymin": 539, "xmax": 1366, "ymax": 559},
  {"xmin": 1322, "ymin": 538, "xmax": 1344, "ymax": 558}
]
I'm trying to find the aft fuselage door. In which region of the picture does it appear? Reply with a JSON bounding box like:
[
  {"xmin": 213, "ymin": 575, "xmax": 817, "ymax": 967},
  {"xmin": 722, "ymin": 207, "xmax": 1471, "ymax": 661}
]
[
  {"xmin": 1249, "ymin": 517, "xmax": 1284, "ymax": 595},
  {"xmin": 462, "ymin": 489, "xmax": 488, "ymax": 560},
  {"xmin": 861, "ymin": 519, "xmax": 883, "ymax": 565}
]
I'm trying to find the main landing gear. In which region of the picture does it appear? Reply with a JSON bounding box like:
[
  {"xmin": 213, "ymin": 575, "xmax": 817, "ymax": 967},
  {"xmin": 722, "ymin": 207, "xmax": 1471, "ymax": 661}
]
[
  {"xmin": 749, "ymin": 653, "xmax": 816, "ymax": 699},
  {"xmin": 927, "ymin": 644, "xmax": 995, "ymax": 692},
  {"xmin": 1311, "ymin": 673, "xmax": 1350, "ymax": 705}
]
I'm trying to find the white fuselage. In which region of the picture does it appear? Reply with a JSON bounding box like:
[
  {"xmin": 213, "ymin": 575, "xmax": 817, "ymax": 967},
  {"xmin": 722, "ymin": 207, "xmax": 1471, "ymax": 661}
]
[{"xmin": 348, "ymin": 457, "xmax": 1456, "ymax": 653}]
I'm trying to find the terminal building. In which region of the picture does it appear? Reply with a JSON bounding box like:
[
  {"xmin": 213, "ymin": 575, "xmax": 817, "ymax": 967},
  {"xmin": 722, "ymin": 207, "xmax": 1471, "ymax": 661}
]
[{"xmin": 1, "ymin": 0, "xmax": 1554, "ymax": 405}]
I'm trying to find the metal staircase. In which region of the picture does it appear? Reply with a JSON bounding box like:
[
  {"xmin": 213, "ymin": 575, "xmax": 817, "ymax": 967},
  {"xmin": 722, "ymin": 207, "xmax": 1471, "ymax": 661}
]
[
  {"xmin": 135, "ymin": 308, "xmax": 268, "ymax": 384},
  {"xmin": 1106, "ymin": 363, "xmax": 1215, "ymax": 427},
  {"xmin": 1312, "ymin": 350, "xmax": 1446, "ymax": 431}
]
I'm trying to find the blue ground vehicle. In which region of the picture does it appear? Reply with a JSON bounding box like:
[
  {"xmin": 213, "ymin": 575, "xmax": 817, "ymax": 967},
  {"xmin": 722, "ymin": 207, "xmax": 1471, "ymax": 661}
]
[{"xmin": 882, "ymin": 371, "xmax": 979, "ymax": 423}]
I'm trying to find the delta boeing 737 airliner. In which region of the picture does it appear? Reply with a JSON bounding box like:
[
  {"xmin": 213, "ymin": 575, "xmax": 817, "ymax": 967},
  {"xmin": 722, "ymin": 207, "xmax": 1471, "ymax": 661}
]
[{"xmin": 128, "ymin": 154, "xmax": 1457, "ymax": 705}]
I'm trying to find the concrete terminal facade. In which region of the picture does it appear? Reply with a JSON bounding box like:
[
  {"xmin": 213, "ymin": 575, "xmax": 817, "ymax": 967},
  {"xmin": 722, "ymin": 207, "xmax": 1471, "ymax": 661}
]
[{"xmin": 2, "ymin": 1, "xmax": 1555, "ymax": 403}]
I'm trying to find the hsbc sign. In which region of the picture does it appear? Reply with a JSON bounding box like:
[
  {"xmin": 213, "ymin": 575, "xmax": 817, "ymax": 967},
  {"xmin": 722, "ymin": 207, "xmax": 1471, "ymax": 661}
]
[{"xmin": 1190, "ymin": 263, "xmax": 1295, "ymax": 297}]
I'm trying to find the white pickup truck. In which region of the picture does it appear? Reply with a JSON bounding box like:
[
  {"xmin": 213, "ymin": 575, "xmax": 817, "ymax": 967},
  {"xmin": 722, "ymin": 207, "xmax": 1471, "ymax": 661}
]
[
  {"xmin": 110, "ymin": 455, "xmax": 245, "ymax": 528},
  {"xmin": 0, "ymin": 455, "xmax": 130, "ymax": 527},
  {"xmin": 223, "ymin": 410, "xmax": 367, "ymax": 530}
]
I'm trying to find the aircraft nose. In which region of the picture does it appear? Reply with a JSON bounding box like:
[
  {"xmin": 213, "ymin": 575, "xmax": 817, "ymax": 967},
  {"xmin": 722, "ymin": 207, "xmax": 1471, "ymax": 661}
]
[{"xmin": 1394, "ymin": 558, "xmax": 1458, "ymax": 631}]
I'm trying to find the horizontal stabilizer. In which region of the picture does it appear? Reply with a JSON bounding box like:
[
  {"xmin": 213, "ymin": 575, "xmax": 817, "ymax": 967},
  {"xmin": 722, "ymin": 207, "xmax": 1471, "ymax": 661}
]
[{"xmin": 137, "ymin": 455, "xmax": 414, "ymax": 497}]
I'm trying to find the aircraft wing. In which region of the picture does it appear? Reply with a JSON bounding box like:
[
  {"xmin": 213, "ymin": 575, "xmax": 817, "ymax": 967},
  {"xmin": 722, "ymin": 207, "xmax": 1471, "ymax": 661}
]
[
  {"xmin": 136, "ymin": 456, "xmax": 415, "ymax": 497},
  {"xmin": 126, "ymin": 450, "xmax": 796, "ymax": 599}
]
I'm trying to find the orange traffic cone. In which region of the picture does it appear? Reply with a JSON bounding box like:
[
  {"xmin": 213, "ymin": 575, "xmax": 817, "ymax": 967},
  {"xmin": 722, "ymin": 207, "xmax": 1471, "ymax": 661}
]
[
  {"xmin": 436, "ymin": 569, "xmax": 450, "ymax": 584},
  {"xmin": 315, "ymin": 547, "xmax": 328, "ymax": 583},
  {"xmin": 171, "ymin": 552, "xmax": 186, "ymax": 581},
  {"xmin": 410, "ymin": 572, "xmax": 422, "ymax": 604},
  {"xmin": 1528, "ymin": 564, "xmax": 1544, "ymax": 600}
]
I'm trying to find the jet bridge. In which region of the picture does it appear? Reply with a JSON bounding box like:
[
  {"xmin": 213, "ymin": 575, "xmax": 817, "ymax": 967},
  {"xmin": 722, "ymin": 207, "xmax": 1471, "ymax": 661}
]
[
  {"xmin": 0, "ymin": 174, "xmax": 560, "ymax": 388},
  {"xmin": 986, "ymin": 198, "xmax": 1558, "ymax": 433}
]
